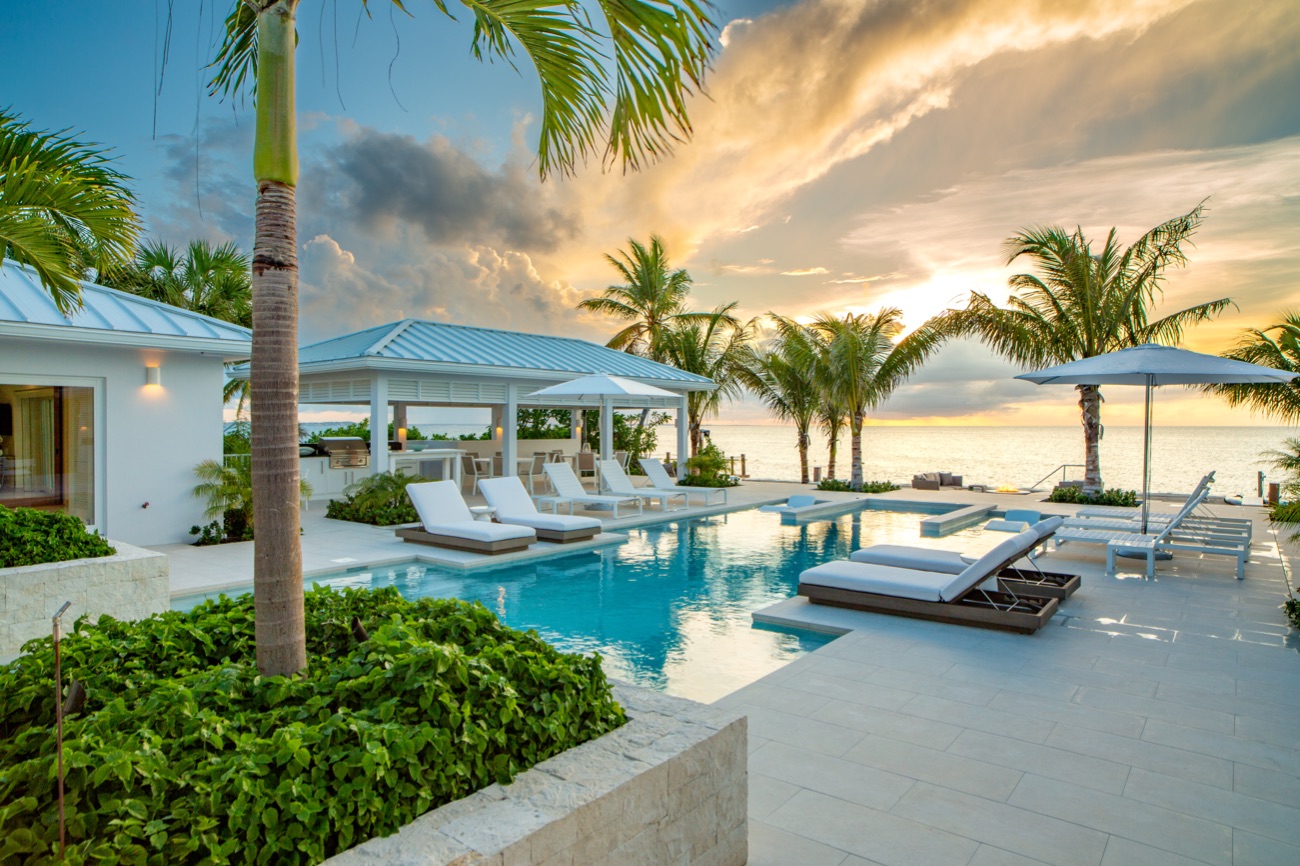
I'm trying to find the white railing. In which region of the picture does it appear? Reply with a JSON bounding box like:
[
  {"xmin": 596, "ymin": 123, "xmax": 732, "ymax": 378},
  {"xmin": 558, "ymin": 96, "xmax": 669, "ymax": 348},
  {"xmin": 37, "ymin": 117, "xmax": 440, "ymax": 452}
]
[{"xmin": 1027, "ymin": 463, "xmax": 1086, "ymax": 492}]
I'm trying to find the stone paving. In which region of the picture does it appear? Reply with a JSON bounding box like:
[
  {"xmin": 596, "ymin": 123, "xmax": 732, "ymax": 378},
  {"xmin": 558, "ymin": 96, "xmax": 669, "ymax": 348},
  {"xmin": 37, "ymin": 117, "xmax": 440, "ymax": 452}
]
[{"xmin": 724, "ymin": 492, "xmax": 1300, "ymax": 866}]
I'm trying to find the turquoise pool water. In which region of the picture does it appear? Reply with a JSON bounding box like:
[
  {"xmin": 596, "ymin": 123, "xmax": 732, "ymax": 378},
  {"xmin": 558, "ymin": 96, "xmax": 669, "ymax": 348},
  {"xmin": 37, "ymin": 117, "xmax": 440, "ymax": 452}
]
[{"xmin": 174, "ymin": 504, "xmax": 1000, "ymax": 703}]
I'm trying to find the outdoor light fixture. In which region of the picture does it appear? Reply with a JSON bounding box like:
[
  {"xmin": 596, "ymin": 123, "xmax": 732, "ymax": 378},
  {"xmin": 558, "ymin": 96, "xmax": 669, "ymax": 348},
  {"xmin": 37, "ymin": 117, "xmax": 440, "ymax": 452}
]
[
  {"xmin": 494, "ymin": 425, "xmax": 504, "ymax": 439},
  {"xmin": 144, "ymin": 364, "xmax": 161, "ymax": 387},
  {"xmin": 397, "ymin": 426, "xmax": 407, "ymax": 443}
]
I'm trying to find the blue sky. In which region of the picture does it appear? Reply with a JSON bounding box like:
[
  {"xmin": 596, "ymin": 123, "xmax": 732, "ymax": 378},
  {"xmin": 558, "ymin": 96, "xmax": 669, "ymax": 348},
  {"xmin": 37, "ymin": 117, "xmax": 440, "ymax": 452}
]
[{"xmin": 7, "ymin": 0, "xmax": 1300, "ymax": 426}]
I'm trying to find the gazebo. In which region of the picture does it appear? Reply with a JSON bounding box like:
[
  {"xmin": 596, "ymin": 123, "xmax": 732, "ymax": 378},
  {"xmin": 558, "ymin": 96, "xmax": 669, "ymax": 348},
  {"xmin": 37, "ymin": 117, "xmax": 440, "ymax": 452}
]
[{"xmin": 231, "ymin": 318, "xmax": 715, "ymax": 481}]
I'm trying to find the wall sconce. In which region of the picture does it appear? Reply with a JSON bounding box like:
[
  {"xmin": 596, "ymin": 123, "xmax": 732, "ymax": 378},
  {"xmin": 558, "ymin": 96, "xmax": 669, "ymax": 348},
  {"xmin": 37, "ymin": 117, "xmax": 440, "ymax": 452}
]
[{"xmin": 145, "ymin": 365, "xmax": 162, "ymax": 387}]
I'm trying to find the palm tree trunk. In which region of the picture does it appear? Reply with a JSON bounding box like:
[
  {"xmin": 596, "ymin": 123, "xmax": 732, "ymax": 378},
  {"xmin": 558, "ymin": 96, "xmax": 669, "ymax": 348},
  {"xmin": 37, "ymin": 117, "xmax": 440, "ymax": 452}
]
[
  {"xmin": 850, "ymin": 412, "xmax": 864, "ymax": 489},
  {"xmin": 826, "ymin": 422, "xmax": 840, "ymax": 479},
  {"xmin": 797, "ymin": 427, "xmax": 810, "ymax": 484},
  {"xmin": 250, "ymin": 0, "xmax": 306, "ymax": 677},
  {"xmin": 1077, "ymin": 384, "xmax": 1104, "ymax": 490}
]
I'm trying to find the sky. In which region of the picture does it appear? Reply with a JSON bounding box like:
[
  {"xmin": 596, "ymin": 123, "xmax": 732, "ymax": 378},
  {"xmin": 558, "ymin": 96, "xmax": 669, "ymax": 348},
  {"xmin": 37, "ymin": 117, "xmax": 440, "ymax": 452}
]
[{"xmin": 6, "ymin": 0, "xmax": 1299, "ymax": 428}]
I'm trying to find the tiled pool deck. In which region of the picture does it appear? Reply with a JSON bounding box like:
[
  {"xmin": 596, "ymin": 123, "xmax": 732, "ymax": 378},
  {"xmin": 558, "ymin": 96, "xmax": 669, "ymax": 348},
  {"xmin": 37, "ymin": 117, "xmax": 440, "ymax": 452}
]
[{"xmin": 151, "ymin": 483, "xmax": 1300, "ymax": 865}]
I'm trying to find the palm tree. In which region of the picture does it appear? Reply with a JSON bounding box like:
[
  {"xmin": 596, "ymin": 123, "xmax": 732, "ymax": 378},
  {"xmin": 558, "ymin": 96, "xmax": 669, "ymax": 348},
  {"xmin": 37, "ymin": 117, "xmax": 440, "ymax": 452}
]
[
  {"xmin": 579, "ymin": 235, "xmax": 711, "ymax": 361},
  {"xmin": 777, "ymin": 310, "xmax": 944, "ymax": 490},
  {"xmin": 0, "ymin": 108, "xmax": 140, "ymax": 312},
  {"xmin": 658, "ymin": 304, "xmax": 754, "ymax": 455},
  {"xmin": 102, "ymin": 238, "xmax": 254, "ymax": 415},
  {"xmin": 934, "ymin": 203, "xmax": 1232, "ymax": 489},
  {"xmin": 1205, "ymin": 312, "xmax": 1300, "ymax": 423},
  {"xmin": 210, "ymin": 0, "xmax": 716, "ymax": 675},
  {"xmin": 741, "ymin": 330, "xmax": 820, "ymax": 483}
]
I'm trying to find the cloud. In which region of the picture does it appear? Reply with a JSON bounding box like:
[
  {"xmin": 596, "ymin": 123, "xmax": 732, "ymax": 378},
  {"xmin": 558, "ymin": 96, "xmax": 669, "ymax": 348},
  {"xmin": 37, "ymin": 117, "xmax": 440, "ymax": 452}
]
[{"xmin": 781, "ymin": 267, "xmax": 830, "ymax": 276}]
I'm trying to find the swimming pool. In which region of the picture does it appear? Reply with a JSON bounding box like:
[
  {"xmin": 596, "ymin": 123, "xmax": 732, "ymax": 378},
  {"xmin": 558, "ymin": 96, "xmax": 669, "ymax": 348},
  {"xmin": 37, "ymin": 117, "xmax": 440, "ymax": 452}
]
[{"xmin": 174, "ymin": 503, "xmax": 1003, "ymax": 703}]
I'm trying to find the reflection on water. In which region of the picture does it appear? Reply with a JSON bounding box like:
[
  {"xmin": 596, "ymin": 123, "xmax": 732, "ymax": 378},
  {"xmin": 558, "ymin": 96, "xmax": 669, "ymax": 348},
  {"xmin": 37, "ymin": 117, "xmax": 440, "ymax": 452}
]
[{"xmin": 174, "ymin": 505, "xmax": 998, "ymax": 703}]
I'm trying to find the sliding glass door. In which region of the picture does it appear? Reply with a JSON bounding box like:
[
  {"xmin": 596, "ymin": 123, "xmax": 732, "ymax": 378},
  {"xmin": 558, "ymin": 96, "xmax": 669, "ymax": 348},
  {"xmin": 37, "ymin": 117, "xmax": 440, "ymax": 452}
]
[{"xmin": 0, "ymin": 383, "xmax": 96, "ymax": 526}]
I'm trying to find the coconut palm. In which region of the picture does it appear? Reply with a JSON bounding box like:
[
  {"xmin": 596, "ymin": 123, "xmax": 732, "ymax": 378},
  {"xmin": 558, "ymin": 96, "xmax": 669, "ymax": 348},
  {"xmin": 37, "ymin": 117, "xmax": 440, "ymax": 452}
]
[
  {"xmin": 579, "ymin": 235, "xmax": 713, "ymax": 361},
  {"xmin": 210, "ymin": 0, "xmax": 716, "ymax": 675},
  {"xmin": 0, "ymin": 108, "xmax": 140, "ymax": 312},
  {"xmin": 103, "ymin": 238, "xmax": 254, "ymax": 415},
  {"xmin": 658, "ymin": 304, "xmax": 754, "ymax": 455},
  {"xmin": 1205, "ymin": 312, "xmax": 1300, "ymax": 423},
  {"xmin": 741, "ymin": 331, "xmax": 820, "ymax": 484},
  {"xmin": 777, "ymin": 310, "xmax": 944, "ymax": 490},
  {"xmin": 934, "ymin": 203, "xmax": 1232, "ymax": 489}
]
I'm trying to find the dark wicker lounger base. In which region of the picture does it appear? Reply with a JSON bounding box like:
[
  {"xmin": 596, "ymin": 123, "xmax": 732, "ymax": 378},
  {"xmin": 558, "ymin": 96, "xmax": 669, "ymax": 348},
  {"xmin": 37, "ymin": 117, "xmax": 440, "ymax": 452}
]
[
  {"xmin": 395, "ymin": 527, "xmax": 533, "ymax": 554},
  {"xmin": 535, "ymin": 526, "xmax": 600, "ymax": 543},
  {"xmin": 998, "ymin": 566, "xmax": 1081, "ymax": 599},
  {"xmin": 799, "ymin": 584, "xmax": 1060, "ymax": 634}
]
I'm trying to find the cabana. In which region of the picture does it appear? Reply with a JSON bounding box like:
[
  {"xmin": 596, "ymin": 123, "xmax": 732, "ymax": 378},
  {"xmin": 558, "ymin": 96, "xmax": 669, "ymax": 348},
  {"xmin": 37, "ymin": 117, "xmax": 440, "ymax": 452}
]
[{"xmin": 230, "ymin": 319, "xmax": 715, "ymax": 493}]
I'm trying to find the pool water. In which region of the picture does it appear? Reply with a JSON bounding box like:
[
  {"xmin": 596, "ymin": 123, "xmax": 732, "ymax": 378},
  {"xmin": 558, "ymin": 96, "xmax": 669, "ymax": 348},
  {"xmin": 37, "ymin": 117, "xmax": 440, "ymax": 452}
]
[{"xmin": 174, "ymin": 504, "xmax": 1001, "ymax": 703}]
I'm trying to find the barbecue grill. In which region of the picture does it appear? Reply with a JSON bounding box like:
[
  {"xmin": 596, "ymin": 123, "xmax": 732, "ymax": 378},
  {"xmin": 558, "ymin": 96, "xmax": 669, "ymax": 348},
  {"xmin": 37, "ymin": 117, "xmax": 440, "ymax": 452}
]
[{"xmin": 318, "ymin": 437, "xmax": 370, "ymax": 470}]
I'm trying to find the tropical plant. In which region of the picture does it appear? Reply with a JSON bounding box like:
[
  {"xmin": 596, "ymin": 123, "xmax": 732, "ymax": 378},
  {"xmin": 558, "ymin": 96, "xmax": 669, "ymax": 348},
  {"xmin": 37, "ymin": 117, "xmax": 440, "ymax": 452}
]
[
  {"xmin": 307, "ymin": 419, "xmax": 434, "ymax": 442},
  {"xmin": 934, "ymin": 203, "xmax": 1232, "ymax": 489},
  {"xmin": 775, "ymin": 310, "xmax": 945, "ymax": 490},
  {"xmin": 325, "ymin": 470, "xmax": 422, "ymax": 526},
  {"xmin": 579, "ymin": 235, "xmax": 712, "ymax": 360},
  {"xmin": 0, "ymin": 108, "xmax": 140, "ymax": 312},
  {"xmin": 816, "ymin": 478, "xmax": 899, "ymax": 493},
  {"xmin": 210, "ymin": 0, "xmax": 717, "ymax": 676},
  {"xmin": 0, "ymin": 505, "xmax": 114, "ymax": 567},
  {"xmin": 1206, "ymin": 312, "xmax": 1300, "ymax": 423},
  {"xmin": 658, "ymin": 304, "xmax": 754, "ymax": 455},
  {"xmin": 191, "ymin": 458, "xmax": 311, "ymax": 541},
  {"xmin": 683, "ymin": 441, "xmax": 738, "ymax": 487},
  {"xmin": 1046, "ymin": 486, "xmax": 1139, "ymax": 507},
  {"xmin": 741, "ymin": 331, "xmax": 820, "ymax": 483}
]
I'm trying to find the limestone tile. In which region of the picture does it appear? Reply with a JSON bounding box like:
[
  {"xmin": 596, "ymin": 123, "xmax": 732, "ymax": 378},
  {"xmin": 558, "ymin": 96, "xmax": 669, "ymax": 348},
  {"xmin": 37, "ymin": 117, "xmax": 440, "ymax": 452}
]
[
  {"xmin": 897, "ymin": 694, "xmax": 1056, "ymax": 745},
  {"xmin": 817, "ymin": 644, "xmax": 956, "ymax": 677},
  {"xmin": 778, "ymin": 669, "xmax": 915, "ymax": 711},
  {"xmin": 1234, "ymin": 714, "xmax": 1300, "ymax": 750},
  {"xmin": 890, "ymin": 782, "xmax": 1105, "ymax": 866},
  {"xmin": 747, "ymin": 821, "xmax": 848, "ymax": 866},
  {"xmin": 714, "ymin": 681, "xmax": 833, "ymax": 717},
  {"xmin": 866, "ymin": 667, "xmax": 1000, "ymax": 707},
  {"xmin": 1006, "ymin": 774, "xmax": 1232, "ymax": 866},
  {"xmin": 1233, "ymin": 762, "xmax": 1300, "ymax": 807},
  {"xmin": 1043, "ymin": 724, "xmax": 1233, "ymax": 789},
  {"xmin": 750, "ymin": 741, "xmax": 914, "ymax": 812},
  {"xmin": 1071, "ymin": 687, "xmax": 1235, "ymax": 734},
  {"xmin": 843, "ymin": 735, "xmax": 1022, "ymax": 802},
  {"xmin": 1140, "ymin": 719, "xmax": 1300, "ymax": 775},
  {"xmin": 1121, "ymin": 767, "xmax": 1300, "ymax": 848},
  {"xmin": 1151, "ymin": 682, "xmax": 1299, "ymax": 725},
  {"xmin": 942, "ymin": 663, "xmax": 1081, "ymax": 703},
  {"xmin": 1232, "ymin": 829, "xmax": 1300, "ymax": 866},
  {"xmin": 987, "ymin": 691, "xmax": 1145, "ymax": 739},
  {"xmin": 946, "ymin": 730, "xmax": 1130, "ymax": 795},
  {"xmin": 1098, "ymin": 837, "xmax": 1209, "ymax": 866},
  {"xmin": 766, "ymin": 789, "xmax": 979, "ymax": 866},
  {"xmin": 810, "ymin": 699, "xmax": 965, "ymax": 750},
  {"xmin": 728, "ymin": 702, "xmax": 866, "ymax": 758},
  {"xmin": 969, "ymin": 846, "xmax": 1052, "ymax": 866},
  {"xmin": 699, "ymin": 823, "xmax": 748, "ymax": 866}
]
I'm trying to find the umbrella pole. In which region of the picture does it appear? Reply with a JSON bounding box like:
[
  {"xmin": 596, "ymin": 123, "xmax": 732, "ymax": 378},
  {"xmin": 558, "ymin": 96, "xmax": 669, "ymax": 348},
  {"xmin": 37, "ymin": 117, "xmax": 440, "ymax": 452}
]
[{"xmin": 1141, "ymin": 375, "xmax": 1152, "ymax": 534}]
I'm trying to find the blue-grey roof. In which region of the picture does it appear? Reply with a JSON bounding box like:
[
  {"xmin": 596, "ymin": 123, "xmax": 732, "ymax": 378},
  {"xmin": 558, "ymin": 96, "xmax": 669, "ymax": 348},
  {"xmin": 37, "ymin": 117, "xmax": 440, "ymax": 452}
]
[
  {"xmin": 295, "ymin": 319, "xmax": 713, "ymax": 386},
  {"xmin": 0, "ymin": 260, "xmax": 252, "ymax": 349}
]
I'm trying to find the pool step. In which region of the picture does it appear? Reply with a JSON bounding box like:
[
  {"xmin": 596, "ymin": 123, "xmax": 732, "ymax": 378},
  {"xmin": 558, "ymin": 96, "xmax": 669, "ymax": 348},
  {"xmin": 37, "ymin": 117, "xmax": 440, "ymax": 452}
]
[{"xmin": 920, "ymin": 504, "xmax": 995, "ymax": 536}]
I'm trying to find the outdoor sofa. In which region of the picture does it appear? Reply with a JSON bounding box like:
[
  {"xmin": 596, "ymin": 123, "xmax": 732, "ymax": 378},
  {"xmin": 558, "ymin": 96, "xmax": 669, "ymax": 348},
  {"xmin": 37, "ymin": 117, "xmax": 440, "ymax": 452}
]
[{"xmin": 911, "ymin": 471, "xmax": 963, "ymax": 491}]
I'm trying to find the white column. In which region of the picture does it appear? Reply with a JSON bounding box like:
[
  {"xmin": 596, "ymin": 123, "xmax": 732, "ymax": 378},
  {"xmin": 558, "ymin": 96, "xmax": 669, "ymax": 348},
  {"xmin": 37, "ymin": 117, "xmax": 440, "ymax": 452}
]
[
  {"xmin": 371, "ymin": 374, "xmax": 389, "ymax": 474},
  {"xmin": 676, "ymin": 395, "xmax": 690, "ymax": 480},
  {"xmin": 599, "ymin": 397, "xmax": 614, "ymax": 463},
  {"xmin": 503, "ymin": 384, "xmax": 519, "ymax": 484}
]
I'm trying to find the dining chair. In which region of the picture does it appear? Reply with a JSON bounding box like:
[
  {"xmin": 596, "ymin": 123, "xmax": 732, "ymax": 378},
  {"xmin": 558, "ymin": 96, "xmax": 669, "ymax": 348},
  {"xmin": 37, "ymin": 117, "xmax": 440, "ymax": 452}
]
[{"xmin": 519, "ymin": 452, "xmax": 549, "ymax": 494}]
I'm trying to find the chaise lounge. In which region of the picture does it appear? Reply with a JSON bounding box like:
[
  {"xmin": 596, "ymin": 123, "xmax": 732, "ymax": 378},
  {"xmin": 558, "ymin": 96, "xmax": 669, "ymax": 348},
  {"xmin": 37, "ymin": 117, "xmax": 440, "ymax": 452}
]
[
  {"xmin": 640, "ymin": 458, "xmax": 729, "ymax": 506},
  {"xmin": 542, "ymin": 462, "xmax": 644, "ymax": 518},
  {"xmin": 799, "ymin": 529, "xmax": 1059, "ymax": 633},
  {"xmin": 600, "ymin": 460, "xmax": 688, "ymax": 511},
  {"xmin": 478, "ymin": 477, "xmax": 602, "ymax": 543},
  {"xmin": 397, "ymin": 480, "xmax": 536, "ymax": 554}
]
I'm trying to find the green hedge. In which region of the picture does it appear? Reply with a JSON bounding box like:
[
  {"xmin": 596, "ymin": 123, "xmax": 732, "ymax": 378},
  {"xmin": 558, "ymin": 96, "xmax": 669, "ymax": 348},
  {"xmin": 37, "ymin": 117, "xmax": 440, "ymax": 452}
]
[
  {"xmin": 324, "ymin": 472, "xmax": 421, "ymax": 526},
  {"xmin": 1046, "ymin": 486, "xmax": 1139, "ymax": 507},
  {"xmin": 815, "ymin": 479, "xmax": 900, "ymax": 493},
  {"xmin": 0, "ymin": 587, "xmax": 626, "ymax": 865},
  {"xmin": 0, "ymin": 506, "xmax": 114, "ymax": 569}
]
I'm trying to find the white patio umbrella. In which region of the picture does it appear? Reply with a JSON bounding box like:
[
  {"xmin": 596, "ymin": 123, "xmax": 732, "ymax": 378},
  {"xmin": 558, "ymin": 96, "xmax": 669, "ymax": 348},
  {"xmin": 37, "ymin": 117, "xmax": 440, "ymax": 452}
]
[
  {"xmin": 1016, "ymin": 343, "xmax": 1298, "ymax": 532},
  {"xmin": 528, "ymin": 374, "xmax": 678, "ymax": 460}
]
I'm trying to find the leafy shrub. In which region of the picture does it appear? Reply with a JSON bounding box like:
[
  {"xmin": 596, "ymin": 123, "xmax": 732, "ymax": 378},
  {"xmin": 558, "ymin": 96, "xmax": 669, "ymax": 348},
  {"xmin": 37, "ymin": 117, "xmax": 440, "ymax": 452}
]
[
  {"xmin": 0, "ymin": 506, "xmax": 115, "ymax": 568},
  {"xmin": 307, "ymin": 419, "xmax": 438, "ymax": 443},
  {"xmin": 816, "ymin": 478, "xmax": 900, "ymax": 493},
  {"xmin": 681, "ymin": 472, "xmax": 739, "ymax": 488},
  {"xmin": 192, "ymin": 460, "xmax": 311, "ymax": 542},
  {"xmin": 0, "ymin": 587, "xmax": 625, "ymax": 864},
  {"xmin": 325, "ymin": 471, "xmax": 421, "ymax": 526},
  {"xmin": 1269, "ymin": 500, "xmax": 1300, "ymax": 545},
  {"xmin": 680, "ymin": 442, "xmax": 738, "ymax": 487},
  {"xmin": 1047, "ymin": 486, "xmax": 1139, "ymax": 507},
  {"xmin": 1285, "ymin": 597, "xmax": 1300, "ymax": 630}
]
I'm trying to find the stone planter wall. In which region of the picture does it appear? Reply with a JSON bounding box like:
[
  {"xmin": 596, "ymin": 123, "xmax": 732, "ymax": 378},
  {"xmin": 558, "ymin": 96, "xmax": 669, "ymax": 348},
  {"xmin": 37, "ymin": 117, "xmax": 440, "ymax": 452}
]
[
  {"xmin": 326, "ymin": 684, "xmax": 748, "ymax": 866},
  {"xmin": 1, "ymin": 542, "xmax": 169, "ymax": 657}
]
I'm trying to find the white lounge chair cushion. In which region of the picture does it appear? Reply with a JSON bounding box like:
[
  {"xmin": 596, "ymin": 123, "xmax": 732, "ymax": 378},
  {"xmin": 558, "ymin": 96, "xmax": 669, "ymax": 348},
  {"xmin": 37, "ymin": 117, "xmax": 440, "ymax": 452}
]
[
  {"xmin": 420, "ymin": 520, "xmax": 535, "ymax": 542},
  {"xmin": 407, "ymin": 480, "xmax": 475, "ymax": 524},
  {"xmin": 986, "ymin": 519, "xmax": 1031, "ymax": 533},
  {"xmin": 800, "ymin": 560, "xmax": 957, "ymax": 602},
  {"xmin": 942, "ymin": 530, "xmax": 1038, "ymax": 601},
  {"xmin": 849, "ymin": 545, "xmax": 969, "ymax": 574},
  {"xmin": 1031, "ymin": 516, "xmax": 1064, "ymax": 540},
  {"xmin": 499, "ymin": 512, "xmax": 601, "ymax": 532},
  {"xmin": 479, "ymin": 476, "xmax": 602, "ymax": 532}
]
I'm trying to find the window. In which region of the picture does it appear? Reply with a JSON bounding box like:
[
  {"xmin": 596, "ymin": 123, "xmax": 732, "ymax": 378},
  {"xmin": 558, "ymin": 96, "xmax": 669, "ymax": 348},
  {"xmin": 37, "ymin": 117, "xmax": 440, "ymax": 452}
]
[{"xmin": 0, "ymin": 384, "xmax": 95, "ymax": 526}]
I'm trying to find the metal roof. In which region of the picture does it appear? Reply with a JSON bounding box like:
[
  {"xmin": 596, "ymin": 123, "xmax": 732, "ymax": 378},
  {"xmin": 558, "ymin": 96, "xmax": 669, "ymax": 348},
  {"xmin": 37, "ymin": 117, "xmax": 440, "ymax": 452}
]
[
  {"xmin": 285, "ymin": 319, "xmax": 714, "ymax": 388},
  {"xmin": 0, "ymin": 260, "xmax": 252, "ymax": 353}
]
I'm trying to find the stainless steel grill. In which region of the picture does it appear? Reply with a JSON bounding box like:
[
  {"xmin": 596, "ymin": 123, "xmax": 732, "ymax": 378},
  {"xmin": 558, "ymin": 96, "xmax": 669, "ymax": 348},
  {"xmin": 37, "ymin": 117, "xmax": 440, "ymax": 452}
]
[{"xmin": 319, "ymin": 437, "xmax": 370, "ymax": 470}]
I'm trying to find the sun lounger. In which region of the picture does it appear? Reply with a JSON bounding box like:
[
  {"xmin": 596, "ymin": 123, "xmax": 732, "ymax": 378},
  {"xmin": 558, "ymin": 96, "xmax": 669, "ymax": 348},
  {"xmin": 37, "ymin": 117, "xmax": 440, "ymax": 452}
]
[
  {"xmin": 1075, "ymin": 473, "xmax": 1212, "ymax": 519},
  {"xmin": 640, "ymin": 458, "xmax": 729, "ymax": 506},
  {"xmin": 848, "ymin": 517, "xmax": 1080, "ymax": 598},
  {"xmin": 1055, "ymin": 501, "xmax": 1250, "ymax": 579},
  {"xmin": 1064, "ymin": 488, "xmax": 1252, "ymax": 543},
  {"xmin": 478, "ymin": 477, "xmax": 601, "ymax": 543},
  {"xmin": 397, "ymin": 480, "xmax": 535, "ymax": 554},
  {"xmin": 800, "ymin": 530, "xmax": 1059, "ymax": 633},
  {"xmin": 543, "ymin": 462, "xmax": 643, "ymax": 518},
  {"xmin": 599, "ymin": 460, "xmax": 688, "ymax": 511}
]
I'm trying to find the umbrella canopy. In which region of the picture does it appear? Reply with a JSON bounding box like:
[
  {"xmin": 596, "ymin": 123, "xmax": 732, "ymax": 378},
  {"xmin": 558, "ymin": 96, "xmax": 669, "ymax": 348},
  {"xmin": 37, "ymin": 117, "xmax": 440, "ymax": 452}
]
[
  {"xmin": 528, "ymin": 374, "xmax": 679, "ymax": 400},
  {"xmin": 1016, "ymin": 343, "xmax": 1298, "ymax": 386},
  {"xmin": 1016, "ymin": 343, "xmax": 1297, "ymax": 535}
]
